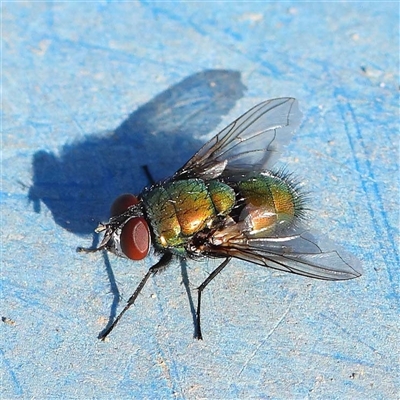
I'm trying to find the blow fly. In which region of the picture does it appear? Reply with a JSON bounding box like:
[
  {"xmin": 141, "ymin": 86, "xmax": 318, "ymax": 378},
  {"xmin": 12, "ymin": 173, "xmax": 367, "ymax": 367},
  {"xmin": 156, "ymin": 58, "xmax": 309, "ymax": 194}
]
[{"xmin": 78, "ymin": 98, "xmax": 362, "ymax": 340}]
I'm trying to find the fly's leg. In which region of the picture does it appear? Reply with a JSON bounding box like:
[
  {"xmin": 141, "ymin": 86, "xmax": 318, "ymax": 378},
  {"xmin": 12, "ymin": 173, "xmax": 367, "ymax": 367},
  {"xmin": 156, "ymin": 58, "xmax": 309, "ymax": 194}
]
[
  {"xmin": 77, "ymin": 223, "xmax": 109, "ymax": 253},
  {"xmin": 77, "ymin": 246, "xmax": 104, "ymax": 254},
  {"xmin": 142, "ymin": 165, "xmax": 155, "ymax": 185},
  {"xmin": 99, "ymin": 252, "xmax": 173, "ymax": 341},
  {"xmin": 196, "ymin": 257, "xmax": 231, "ymax": 340}
]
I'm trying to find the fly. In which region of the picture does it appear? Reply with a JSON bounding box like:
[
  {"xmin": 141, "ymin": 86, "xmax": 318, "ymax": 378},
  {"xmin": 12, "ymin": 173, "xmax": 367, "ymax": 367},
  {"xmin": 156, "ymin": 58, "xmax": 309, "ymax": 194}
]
[{"xmin": 78, "ymin": 98, "xmax": 362, "ymax": 340}]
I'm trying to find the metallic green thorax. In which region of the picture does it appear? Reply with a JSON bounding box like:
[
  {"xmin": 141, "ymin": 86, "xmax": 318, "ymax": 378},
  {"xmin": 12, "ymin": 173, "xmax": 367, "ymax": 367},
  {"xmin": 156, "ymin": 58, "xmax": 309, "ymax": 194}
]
[
  {"xmin": 141, "ymin": 179, "xmax": 235, "ymax": 254},
  {"xmin": 141, "ymin": 173, "xmax": 302, "ymax": 254}
]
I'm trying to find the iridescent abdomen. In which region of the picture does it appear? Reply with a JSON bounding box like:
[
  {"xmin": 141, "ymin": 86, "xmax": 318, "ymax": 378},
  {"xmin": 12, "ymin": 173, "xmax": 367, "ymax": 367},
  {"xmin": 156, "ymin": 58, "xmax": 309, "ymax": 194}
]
[
  {"xmin": 142, "ymin": 179, "xmax": 235, "ymax": 253},
  {"xmin": 236, "ymin": 172, "xmax": 303, "ymax": 236}
]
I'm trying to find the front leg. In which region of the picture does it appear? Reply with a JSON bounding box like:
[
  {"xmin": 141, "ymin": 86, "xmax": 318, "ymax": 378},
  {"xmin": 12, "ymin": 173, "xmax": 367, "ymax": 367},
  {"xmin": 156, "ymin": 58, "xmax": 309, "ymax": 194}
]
[{"xmin": 99, "ymin": 252, "xmax": 173, "ymax": 340}]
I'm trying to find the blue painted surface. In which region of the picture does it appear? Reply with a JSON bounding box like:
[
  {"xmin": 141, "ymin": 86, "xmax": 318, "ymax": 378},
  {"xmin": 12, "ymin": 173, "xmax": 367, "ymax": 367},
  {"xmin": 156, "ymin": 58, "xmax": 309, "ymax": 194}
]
[{"xmin": 2, "ymin": 2, "xmax": 398, "ymax": 399}]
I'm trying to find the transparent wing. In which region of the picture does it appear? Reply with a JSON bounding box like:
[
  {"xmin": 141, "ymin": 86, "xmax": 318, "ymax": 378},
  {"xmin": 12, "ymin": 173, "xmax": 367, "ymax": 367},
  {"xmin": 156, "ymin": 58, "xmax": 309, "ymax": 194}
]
[
  {"xmin": 211, "ymin": 228, "xmax": 362, "ymax": 281},
  {"xmin": 174, "ymin": 98, "xmax": 302, "ymax": 180}
]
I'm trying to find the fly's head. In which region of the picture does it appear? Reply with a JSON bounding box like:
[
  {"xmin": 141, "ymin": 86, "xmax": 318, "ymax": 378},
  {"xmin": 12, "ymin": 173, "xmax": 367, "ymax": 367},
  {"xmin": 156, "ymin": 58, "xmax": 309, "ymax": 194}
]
[{"xmin": 95, "ymin": 194, "xmax": 151, "ymax": 261}]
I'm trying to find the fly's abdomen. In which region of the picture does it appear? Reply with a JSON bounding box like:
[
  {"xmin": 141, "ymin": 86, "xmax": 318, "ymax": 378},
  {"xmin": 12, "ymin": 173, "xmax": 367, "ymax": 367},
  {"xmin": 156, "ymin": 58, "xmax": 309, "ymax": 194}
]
[
  {"xmin": 142, "ymin": 179, "xmax": 235, "ymax": 252},
  {"xmin": 236, "ymin": 172, "xmax": 303, "ymax": 236}
]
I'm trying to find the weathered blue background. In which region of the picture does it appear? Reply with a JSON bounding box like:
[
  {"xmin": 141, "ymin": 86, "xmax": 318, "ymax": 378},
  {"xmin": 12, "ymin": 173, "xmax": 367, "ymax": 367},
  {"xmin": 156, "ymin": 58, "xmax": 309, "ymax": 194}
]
[{"xmin": 2, "ymin": 2, "xmax": 398, "ymax": 399}]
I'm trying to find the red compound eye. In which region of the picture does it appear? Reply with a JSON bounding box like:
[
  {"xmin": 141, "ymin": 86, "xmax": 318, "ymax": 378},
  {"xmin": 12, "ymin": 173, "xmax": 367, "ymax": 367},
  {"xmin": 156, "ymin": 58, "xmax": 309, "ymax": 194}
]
[
  {"xmin": 110, "ymin": 194, "xmax": 139, "ymax": 217},
  {"xmin": 120, "ymin": 217, "xmax": 150, "ymax": 260}
]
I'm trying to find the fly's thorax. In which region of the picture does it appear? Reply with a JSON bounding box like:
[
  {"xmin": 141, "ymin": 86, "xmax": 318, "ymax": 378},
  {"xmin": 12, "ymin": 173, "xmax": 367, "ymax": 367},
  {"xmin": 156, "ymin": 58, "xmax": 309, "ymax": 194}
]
[
  {"xmin": 141, "ymin": 179, "xmax": 235, "ymax": 253},
  {"xmin": 236, "ymin": 172, "xmax": 303, "ymax": 236}
]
